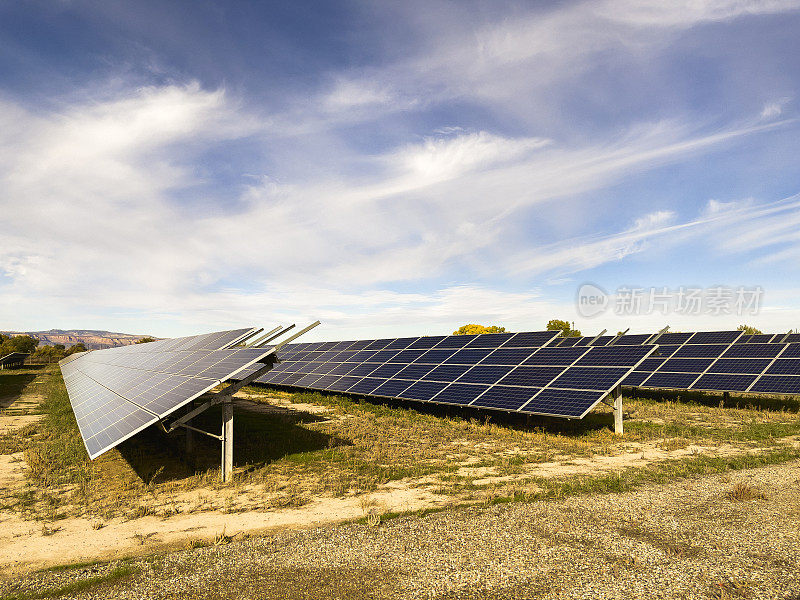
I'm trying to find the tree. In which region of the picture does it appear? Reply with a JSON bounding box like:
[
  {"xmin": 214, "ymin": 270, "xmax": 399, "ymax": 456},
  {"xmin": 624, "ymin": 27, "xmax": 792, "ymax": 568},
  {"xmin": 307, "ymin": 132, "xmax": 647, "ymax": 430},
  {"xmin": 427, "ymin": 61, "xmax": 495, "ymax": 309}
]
[
  {"xmin": 32, "ymin": 345, "xmax": 65, "ymax": 364},
  {"xmin": 546, "ymin": 319, "xmax": 582, "ymax": 338},
  {"xmin": 736, "ymin": 324, "xmax": 762, "ymax": 335},
  {"xmin": 136, "ymin": 337, "xmax": 156, "ymax": 344},
  {"xmin": 0, "ymin": 334, "xmax": 38, "ymax": 356},
  {"xmin": 64, "ymin": 343, "xmax": 87, "ymax": 357},
  {"xmin": 452, "ymin": 324, "xmax": 507, "ymax": 335}
]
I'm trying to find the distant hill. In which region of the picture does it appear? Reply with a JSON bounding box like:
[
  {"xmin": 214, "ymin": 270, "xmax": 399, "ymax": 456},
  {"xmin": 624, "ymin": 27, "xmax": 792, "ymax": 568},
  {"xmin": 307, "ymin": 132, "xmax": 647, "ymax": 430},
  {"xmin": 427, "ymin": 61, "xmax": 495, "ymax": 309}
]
[{"xmin": 0, "ymin": 329, "xmax": 157, "ymax": 350}]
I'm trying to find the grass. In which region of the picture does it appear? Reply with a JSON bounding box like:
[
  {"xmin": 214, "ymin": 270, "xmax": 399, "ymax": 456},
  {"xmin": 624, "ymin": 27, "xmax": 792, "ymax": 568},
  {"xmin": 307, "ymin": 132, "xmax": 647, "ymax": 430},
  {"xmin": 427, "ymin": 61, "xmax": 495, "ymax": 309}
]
[
  {"xmin": 2, "ymin": 366, "xmax": 800, "ymax": 522},
  {"xmin": 0, "ymin": 564, "xmax": 138, "ymax": 600}
]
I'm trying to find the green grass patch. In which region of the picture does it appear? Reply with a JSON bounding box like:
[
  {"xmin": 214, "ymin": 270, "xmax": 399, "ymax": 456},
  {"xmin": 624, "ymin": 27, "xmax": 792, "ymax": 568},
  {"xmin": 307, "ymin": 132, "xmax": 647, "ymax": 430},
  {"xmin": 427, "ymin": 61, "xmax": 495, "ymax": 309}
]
[{"xmin": 0, "ymin": 564, "xmax": 138, "ymax": 600}]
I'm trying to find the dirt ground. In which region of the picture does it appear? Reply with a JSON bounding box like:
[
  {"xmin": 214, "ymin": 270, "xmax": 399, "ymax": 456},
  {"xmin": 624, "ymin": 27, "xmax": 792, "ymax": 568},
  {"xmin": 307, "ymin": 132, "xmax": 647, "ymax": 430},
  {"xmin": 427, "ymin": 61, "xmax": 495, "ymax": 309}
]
[
  {"xmin": 2, "ymin": 391, "xmax": 797, "ymax": 577},
  {"xmin": 2, "ymin": 460, "xmax": 799, "ymax": 599}
]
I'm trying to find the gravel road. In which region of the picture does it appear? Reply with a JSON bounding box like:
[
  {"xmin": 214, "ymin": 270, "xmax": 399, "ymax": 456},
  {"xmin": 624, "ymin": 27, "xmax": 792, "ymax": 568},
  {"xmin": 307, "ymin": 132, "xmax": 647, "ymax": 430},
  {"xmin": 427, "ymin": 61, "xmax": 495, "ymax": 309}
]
[{"xmin": 4, "ymin": 461, "xmax": 800, "ymax": 600}]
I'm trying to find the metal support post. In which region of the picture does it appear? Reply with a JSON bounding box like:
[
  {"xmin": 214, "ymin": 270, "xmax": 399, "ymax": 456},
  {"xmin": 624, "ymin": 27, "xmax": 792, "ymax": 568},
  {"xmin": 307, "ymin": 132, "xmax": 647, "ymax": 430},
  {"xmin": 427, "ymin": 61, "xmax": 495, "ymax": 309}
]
[
  {"xmin": 185, "ymin": 400, "xmax": 195, "ymax": 456},
  {"xmin": 221, "ymin": 399, "xmax": 234, "ymax": 482},
  {"xmin": 613, "ymin": 386, "xmax": 623, "ymax": 435}
]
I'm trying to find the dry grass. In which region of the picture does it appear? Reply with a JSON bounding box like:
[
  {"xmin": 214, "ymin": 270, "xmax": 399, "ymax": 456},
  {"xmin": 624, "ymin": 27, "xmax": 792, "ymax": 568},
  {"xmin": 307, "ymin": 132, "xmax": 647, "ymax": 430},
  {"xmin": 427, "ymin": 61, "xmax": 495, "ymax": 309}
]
[
  {"xmin": 2, "ymin": 367, "xmax": 800, "ymax": 523},
  {"xmin": 726, "ymin": 481, "xmax": 767, "ymax": 502}
]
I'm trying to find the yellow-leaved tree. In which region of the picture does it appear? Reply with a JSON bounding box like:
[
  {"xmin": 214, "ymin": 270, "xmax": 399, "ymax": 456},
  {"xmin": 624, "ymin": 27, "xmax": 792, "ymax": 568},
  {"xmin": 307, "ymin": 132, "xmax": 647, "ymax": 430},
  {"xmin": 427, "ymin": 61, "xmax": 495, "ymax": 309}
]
[{"xmin": 452, "ymin": 324, "xmax": 507, "ymax": 335}]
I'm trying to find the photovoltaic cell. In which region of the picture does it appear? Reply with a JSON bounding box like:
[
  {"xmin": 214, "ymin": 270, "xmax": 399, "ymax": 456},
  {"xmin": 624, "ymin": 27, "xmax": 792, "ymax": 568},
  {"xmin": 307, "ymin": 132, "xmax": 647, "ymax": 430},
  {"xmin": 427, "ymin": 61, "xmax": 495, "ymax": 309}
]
[
  {"xmin": 522, "ymin": 389, "xmax": 604, "ymax": 418},
  {"xmin": 399, "ymin": 381, "xmax": 448, "ymax": 401},
  {"xmin": 621, "ymin": 371, "xmax": 650, "ymax": 386},
  {"xmin": 464, "ymin": 333, "xmax": 515, "ymax": 348},
  {"xmin": 707, "ymin": 358, "xmax": 772, "ymax": 374},
  {"xmin": 688, "ymin": 331, "xmax": 742, "ymax": 344},
  {"xmin": 550, "ymin": 367, "xmax": 629, "ymax": 391},
  {"xmin": 658, "ymin": 358, "xmax": 714, "ymax": 373},
  {"xmin": 720, "ymin": 344, "xmax": 783, "ymax": 358},
  {"xmin": 641, "ymin": 372, "xmax": 699, "ymax": 389},
  {"xmin": 691, "ymin": 373, "xmax": 757, "ymax": 392},
  {"xmin": 765, "ymin": 360, "xmax": 800, "ymax": 376},
  {"xmin": 434, "ymin": 384, "xmax": 489, "ymax": 405},
  {"xmin": 750, "ymin": 376, "xmax": 800, "ymax": 394},
  {"xmin": 457, "ymin": 365, "xmax": 514, "ymax": 385},
  {"xmin": 471, "ymin": 386, "xmax": 538, "ymax": 411}
]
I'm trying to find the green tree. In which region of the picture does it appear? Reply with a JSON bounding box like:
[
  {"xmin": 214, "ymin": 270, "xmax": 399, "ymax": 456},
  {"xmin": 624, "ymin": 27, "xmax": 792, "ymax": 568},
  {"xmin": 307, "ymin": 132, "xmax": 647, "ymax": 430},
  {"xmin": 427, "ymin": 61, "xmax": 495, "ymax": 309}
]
[
  {"xmin": 32, "ymin": 345, "xmax": 65, "ymax": 364},
  {"xmin": 452, "ymin": 324, "xmax": 507, "ymax": 335},
  {"xmin": 64, "ymin": 343, "xmax": 87, "ymax": 357},
  {"xmin": 737, "ymin": 324, "xmax": 763, "ymax": 335},
  {"xmin": 136, "ymin": 337, "xmax": 156, "ymax": 344},
  {"xmin": 546, "ymin": 319, "xmax": 582, "ymax": 338}
]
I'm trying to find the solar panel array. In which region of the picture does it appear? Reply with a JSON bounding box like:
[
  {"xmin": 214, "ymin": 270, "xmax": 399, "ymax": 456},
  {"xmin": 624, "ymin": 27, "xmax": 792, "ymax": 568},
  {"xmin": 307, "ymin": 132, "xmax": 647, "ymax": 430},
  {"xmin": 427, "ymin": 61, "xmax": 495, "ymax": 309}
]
[
  {"xmin": 60, "ymin": 328, "xmax": 274, "ymax": 459},
  {"xmin": 0, "ymin": 352, "xmax": 28, "ymax": 368},
  {"xmin": 243, "ymin": 331, "xmax": 657, "ymax": 419}
]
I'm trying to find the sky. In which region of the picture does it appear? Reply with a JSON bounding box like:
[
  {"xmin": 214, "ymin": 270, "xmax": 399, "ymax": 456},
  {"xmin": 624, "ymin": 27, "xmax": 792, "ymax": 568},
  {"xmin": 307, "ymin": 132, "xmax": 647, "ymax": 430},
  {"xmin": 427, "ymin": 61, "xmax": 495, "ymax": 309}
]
[{"xmin": 1, "ymin": 0, "xmax": 800, "ymax": 341}]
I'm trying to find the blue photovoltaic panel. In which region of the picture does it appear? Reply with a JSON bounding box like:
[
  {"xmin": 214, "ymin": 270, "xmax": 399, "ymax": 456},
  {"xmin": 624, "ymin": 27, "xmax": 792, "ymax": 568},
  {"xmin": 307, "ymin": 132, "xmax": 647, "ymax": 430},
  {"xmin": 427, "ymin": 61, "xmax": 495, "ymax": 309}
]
[
  {"xmin": 498, "ymin": 366, "xmax": 565, "ymax": 387},
  {"xmin": 522, "ymin": 389, "xmax": 604, "ymax": 418},
  {"xmin": 556, "ymin": 337, "xmax": 580, "ymax": 347},
  {"xmin": 621, "ymin": 371, "xmax": 650, "ymax": 386},
  {"xmin": 503, "ymin": 331, "xmax": 560, "ymax": 347},
  {"xmin": 524, "ymin": 347, "xmax": 588, "ymax": 366},
  {"xmin": 251, "ymin": 333, "xmax": 656, "ymax": 420},
  {"xmin": 658, "ymin": 358, "xmax": 715, "ymax": 373},
  {"xmin": 589, "ymin": 336, "xmax": 613, "ymax": 346},
  {"xmin": 434, "ymin": 384, "xmax": 489, "ymax": 405},
  {"xmin": 422, "ymin": 364, "xmax": 472, "ymax": 382},
  {"xmin": 348, "ymin": 378, "xmax": 385, "ymax": 394},
  {"xmin": 408, "ymin": 336, "xmax": 446, "ymax": 349},
  {"xmin": 457, "ymin": 365, "xmax": 514, "ymax": 385},
  {"xmin": 415, "ymin": 349, "xmax": 459, "ymax": 363},
  {"xmin": 781, "ymin": 344, "xmax": 800, "ymax": 358},
  {"xmin": 748, "ymin": 334, "xmax": 777, "ymax": 343},
  {"xmin": 720, "ymin": 344, "xmax": 784, "ymax": 359},
  {"xmin": 372, "ymin": 379, "xmax": 413, "ymax": 397},
  {"xmin": 655, "ymin": 333, "xmax": 693, "ymax": 345},
  {"xmin": 688, "ymin": 331, "xmax": 743, "ymax": 344},
  {"xmin": 575, "ymin": 346, "xmax": 654, "ymax": 367},
  {"xmin": 750, "ymin": 376, "xmax": 800, "ymax": 394},
  {"xmin": 707, "ymin": 358, "xmax": 772, "ymax": 374},
  {"xmin": 435, "ymin": 335, "xmax": 475, "ymax": 348},
  {"xmin": 653, "ymin": 345, "xmax": 682, "ymax": 357},
  {"xmin": 327, "ymin": 376, "xmax": 362, "ymax": 392},
  {"xmin": 641, "ymin": 372, "xmax": 699, "ymax": 389},
  {"xmin": 691, "ymin": 373, "xmax": 758, "ymax": 392},
  {"xmin": 395, "ymin": 364, "xmax": 436, "ymax": 379},
  {"xmin": 399, "ymin": 381, "xmax": 448, "ymax": 401},
  {"xmin": 444, "ymin": 348, "xmax": 494, "ymax": 364},
  {"xmin": 673, "ymin": 345, "xmax": 731, "ymax": 359},
  {"xmin": 765, "ymin": 360, "xmax": 800, "ymax": 376},
  {"xmin": 614, "ymin": 334, "xmax": 654, "ymax": 345},
  {"xmin": 471, "ymin": 386, "xmax": 538, "ymax": 411},
  {"xmin": 60, "ymin": 329, "xmax": 274, "ymax": 459},
  {"xmin": 549, "ymin": 367, "xmax": 629, "ymax": 391},
  {"xmin": 637, "ymin": 358, "xmax": 666, "ymax": 371},
  {"xmin": 464, "ymin": 333, "xmax": 516, "ymax": 348},
  {"xmin": 484, "ymin": 348, "xmax": 539, "ymax": 365}
]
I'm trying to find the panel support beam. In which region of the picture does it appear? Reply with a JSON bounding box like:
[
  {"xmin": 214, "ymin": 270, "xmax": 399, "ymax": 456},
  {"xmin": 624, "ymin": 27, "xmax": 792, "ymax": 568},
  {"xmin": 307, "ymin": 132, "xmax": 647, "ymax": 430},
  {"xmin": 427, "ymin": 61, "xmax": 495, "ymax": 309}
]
[
  {"xmin": 221, "ymin": 398, "xmax": 234, "ymax": 482},
  {"xmin": 612, "ymin": 386, "xmax": 623, "ymax": 435}
]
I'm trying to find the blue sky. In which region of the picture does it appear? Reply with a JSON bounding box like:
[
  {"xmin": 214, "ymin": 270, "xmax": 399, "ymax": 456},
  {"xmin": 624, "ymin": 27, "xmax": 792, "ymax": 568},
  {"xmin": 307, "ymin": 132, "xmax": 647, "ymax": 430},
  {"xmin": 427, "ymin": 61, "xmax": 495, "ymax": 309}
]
[{"xmin": 1, "ymin": 0, "xmax": 800, "ymax": 340}]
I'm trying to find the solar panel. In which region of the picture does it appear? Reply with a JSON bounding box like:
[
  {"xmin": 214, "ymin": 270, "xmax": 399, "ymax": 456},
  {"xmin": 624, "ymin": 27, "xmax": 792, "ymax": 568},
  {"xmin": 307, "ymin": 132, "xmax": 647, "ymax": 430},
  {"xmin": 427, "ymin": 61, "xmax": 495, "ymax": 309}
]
[
  {"xmin": 691, "ymin": 373, "xmax": 758, "ymax": 392},
  {"xmin": 251, "ymin": 331, "xmax": 654, "ymax": 420},
  {"xmin": 687, "ymin": 331, "xmax": 743, "ymax": 344},
  {"xmin": 749, "ymin": 375, "xmax": 800, "ymax": 394},
  {"xmin": 0, "ymin": 352, "xmax": 29, "ymax": 367},
  {"xmin": 60, "ymin": 329, "xmax": 274, "ymax": 459},
  {"xmin": 614, "ymin": 334, "xmax": 653, "ymax": 345}
]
